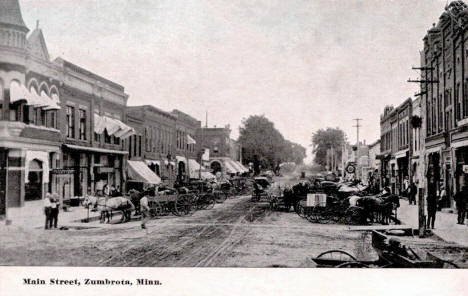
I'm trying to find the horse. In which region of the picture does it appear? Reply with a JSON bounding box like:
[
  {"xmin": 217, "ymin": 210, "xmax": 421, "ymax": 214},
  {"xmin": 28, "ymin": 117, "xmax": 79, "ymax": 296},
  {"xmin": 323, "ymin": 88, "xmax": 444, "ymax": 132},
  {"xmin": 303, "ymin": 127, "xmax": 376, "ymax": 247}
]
[
  {"xmin": 84, "ymin": 196, "xmax": 135, "ymax": 224},
  {"xmin": 355, "ymin": 195, "xmax": 399, "ymax": 224}
]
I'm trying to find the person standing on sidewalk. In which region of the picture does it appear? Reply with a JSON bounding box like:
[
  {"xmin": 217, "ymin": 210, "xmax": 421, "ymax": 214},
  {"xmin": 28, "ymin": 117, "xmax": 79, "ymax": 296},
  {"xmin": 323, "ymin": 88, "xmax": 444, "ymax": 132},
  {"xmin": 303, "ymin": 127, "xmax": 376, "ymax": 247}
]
[
  {"xmin": 44, "ymin": 193, "xmax": 52, "ymax": 230},
  {"xmin": 454, "ymin": 186, "xmax": 468, "ymax": 225},
  {"xmin": 427, "ymin": 177, "xmax": 438, "ymax": 229},
  {"xmin": 50, "ymin": 193, "xmax": 60, "ymax": 229},
  {"xmin": 408, "ymin": 182, "xmax": 417, "ymax": 205}
]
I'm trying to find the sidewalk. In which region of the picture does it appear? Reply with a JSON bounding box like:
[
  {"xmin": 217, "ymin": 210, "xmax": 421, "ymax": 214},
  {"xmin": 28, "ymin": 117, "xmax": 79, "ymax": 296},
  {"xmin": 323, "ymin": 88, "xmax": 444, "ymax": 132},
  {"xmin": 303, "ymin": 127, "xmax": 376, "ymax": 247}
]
[
  {"xmin": 398, "ymin": 199, "xmax": 468, "ymax": 246},
  {"xmin": 1, "ymin": 200, "xmax": 103, "ymax": 231}
]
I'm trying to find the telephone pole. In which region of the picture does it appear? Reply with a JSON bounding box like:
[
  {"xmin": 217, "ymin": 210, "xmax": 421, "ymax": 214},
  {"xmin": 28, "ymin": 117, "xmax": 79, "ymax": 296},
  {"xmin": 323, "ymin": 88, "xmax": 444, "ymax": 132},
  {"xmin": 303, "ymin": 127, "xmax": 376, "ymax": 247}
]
[{"xmin": 353, "ymin": 118, "xmax": 362, "ymax": 147}]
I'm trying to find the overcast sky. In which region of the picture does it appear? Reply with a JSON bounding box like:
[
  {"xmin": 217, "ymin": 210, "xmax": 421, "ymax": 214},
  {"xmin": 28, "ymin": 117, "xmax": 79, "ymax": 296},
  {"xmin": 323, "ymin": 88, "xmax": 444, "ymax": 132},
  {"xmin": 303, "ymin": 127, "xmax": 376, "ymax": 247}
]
[{"xmin": 20, "ymin": 0, "xmax": 447, "ymax": 162}]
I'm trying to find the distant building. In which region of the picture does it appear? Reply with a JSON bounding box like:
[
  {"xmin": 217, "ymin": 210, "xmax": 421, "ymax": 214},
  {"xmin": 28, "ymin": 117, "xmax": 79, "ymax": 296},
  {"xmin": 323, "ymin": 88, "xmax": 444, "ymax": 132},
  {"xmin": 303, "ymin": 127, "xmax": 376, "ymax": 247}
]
[
  {"xmin": 196, "ymin": 126, "xmax": 247, "ymax": 175},
  {"xmin": 380, "ymin": 98, "xmax": 413, "ymax": 194}
]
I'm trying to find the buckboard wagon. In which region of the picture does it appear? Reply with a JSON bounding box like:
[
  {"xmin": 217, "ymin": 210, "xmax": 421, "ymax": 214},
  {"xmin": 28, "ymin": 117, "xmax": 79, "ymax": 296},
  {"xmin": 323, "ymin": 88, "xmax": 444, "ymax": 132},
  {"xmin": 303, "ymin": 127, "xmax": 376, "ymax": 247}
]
[
  {"xmin": 311, "ymin": 230, "xmax": 460, "ymax": 268},
  {"xmin": 147, "ymin": 193, "xmax": 194, "ymax": 217}
]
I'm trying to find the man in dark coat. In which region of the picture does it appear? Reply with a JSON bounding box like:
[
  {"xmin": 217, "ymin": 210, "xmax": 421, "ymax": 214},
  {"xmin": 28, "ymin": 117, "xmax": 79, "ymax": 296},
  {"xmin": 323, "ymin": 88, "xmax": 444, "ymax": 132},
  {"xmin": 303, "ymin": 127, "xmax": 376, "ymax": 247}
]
[
  {"xmin": 427, "ymin": 178, "xmax": 438, "ymax": 229},
  {"xmin": 454, "ymin": 186, "xmax": 468, "ymax": 225},
  {"xmin": 408, "ymin": 182, "xmax": 417, "ymax": 205}
]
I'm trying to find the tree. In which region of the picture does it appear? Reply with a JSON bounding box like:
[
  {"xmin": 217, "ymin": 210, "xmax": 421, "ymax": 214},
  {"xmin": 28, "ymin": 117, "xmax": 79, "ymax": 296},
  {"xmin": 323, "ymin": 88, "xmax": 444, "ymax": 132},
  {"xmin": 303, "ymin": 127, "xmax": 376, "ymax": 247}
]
[
  {"xmin": 238, "ymin": 115, "xmax": 306, "ymax": 170},
  {"xmin": 311, "ymin": 127, "xmax": 346, "ymax": 168}
]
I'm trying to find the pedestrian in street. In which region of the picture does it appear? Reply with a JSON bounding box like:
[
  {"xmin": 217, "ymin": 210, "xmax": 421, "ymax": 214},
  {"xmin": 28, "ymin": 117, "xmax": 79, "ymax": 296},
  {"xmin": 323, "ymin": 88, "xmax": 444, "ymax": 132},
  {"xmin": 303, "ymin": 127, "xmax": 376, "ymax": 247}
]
[
  {"xmin": 50, "ymin": 193, "xmax": 60, "ymax": 229},
  {"xmin": 454, "ymin": 186, "xmax": 468, "ymax": 225},
  {"xmin": 44, "ymin": 193, "xmax": 52, "ymax": 230},
  {"xmin": 409, "ymin": 182, "xmax": 418, "ymax": 205},
  {"xmin": 140, "ymin": 188, "xmax": 153, "ymax": 229},
  {"xmin": 427, "ymin": 178, "xmax": 438, "ymax": 229}
]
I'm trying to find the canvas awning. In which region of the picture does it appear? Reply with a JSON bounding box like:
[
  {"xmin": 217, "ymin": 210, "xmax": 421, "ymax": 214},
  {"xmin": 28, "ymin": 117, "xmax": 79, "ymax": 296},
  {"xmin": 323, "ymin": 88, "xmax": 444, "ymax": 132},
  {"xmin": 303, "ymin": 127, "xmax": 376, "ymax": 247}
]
[
  {"xmin": 188, "ymin": 159, "xmax": 202, "ymax": 178},
  {"xmin": 127, "ymin": 160, "xmax": 161, "ymax": 184},
  {"xmin": 224, "ymin": 159, "xmax": 239, "ymax": 174},
  {"xmin": 10, "ymin": 81, "xmax": 58, "ymax": 109},
  {"xmin": 94, "ymin": 114, "xmax": 135, "ymax": 139},
  {"xmin": 187, "ymin": 134, "xmax": 196, "ymax": 145},
  {"xmin": 63, "ymin": 144, "xmax": 128, "ymax": 155},
  {"xmin": 145, "ymin": 159, "xmax": 160, "ymax": 166},
  {"xmin": 176, "ymin": 155, "xmax": 187, "ymax": 163}
]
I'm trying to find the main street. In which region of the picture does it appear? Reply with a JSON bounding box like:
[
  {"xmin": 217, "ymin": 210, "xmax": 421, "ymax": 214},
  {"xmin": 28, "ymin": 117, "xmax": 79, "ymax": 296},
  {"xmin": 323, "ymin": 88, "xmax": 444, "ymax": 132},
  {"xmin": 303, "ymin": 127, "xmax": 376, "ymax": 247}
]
[{"xmin": 1, "ymin": 177, "xmax": 465, "ymax": 267}]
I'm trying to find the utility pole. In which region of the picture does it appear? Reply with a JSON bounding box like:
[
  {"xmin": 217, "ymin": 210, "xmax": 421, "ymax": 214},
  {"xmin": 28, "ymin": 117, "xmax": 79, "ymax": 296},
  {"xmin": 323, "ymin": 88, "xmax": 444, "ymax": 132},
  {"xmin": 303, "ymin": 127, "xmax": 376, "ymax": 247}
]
[{"xmin": 353, "ymin": 118, "xmax": 362, "ymax": 180}]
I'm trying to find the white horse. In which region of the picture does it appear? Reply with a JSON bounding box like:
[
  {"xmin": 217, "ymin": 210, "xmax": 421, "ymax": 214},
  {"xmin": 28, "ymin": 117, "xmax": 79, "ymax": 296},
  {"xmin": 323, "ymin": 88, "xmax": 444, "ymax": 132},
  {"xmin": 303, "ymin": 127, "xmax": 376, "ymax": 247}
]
[{"xmin": 84, "ymin": 196, "xmax": 135, "ymax": 223}]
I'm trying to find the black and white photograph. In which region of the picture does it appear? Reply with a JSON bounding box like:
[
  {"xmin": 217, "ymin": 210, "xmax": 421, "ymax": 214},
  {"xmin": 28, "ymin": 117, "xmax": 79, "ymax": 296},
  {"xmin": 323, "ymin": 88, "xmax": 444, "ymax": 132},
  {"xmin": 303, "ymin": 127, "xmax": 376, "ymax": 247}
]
[{"xmin": 0, "ymin": 0, "xmax": 468, "ymax": 294}]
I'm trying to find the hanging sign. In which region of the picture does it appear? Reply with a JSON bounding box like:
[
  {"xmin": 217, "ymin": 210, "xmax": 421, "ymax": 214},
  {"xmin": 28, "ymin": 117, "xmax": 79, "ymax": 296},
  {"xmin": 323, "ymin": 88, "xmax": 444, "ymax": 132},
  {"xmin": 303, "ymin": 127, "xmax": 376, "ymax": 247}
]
[{"xmin": 463, "ymin": 165, "xmax": 468, "ymax": 174}]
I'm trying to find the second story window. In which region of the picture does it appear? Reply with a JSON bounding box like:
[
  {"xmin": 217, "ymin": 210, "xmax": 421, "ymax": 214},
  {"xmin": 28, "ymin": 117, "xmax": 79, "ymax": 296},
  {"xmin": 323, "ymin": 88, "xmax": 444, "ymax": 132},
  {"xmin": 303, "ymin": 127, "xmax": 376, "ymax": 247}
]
[
  {"xmin": 104, "ymin": 130, "xmax": 111, "ymax": 144},
  {"xmin": 79, "ymin": 109, "xmax": 86, "ymax": 140},
  {"xmin": 66, "ymin": 106, "xmax": 75, "ymax": 138}
]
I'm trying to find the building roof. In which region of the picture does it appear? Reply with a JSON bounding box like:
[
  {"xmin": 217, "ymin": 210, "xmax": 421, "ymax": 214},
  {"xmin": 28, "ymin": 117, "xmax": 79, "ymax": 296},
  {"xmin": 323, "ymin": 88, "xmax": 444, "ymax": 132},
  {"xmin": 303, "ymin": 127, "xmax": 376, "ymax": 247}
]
[{"xmin": 0, "ymin": 0, "xmax": 28, "ymax": 32}]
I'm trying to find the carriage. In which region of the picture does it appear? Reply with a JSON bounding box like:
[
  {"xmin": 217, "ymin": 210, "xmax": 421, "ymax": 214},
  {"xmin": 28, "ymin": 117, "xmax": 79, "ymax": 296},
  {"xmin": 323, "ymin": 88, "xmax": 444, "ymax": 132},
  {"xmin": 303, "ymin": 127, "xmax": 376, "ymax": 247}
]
[
  {"xmin": 251, "ymin": 177, "xmax": 272, "ymax": 202},
  {"xmin": 311, "ymin": 230, "xmax": 460, "ymax": 268},
  {"xmin": 294, "ymin": 187, "xmax": 399, "ymax": 225}
]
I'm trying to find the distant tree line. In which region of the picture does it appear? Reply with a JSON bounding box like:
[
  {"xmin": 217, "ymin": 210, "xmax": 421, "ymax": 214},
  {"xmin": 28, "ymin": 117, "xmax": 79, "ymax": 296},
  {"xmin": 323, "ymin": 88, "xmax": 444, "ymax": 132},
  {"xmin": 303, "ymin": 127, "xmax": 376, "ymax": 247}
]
[
  {"xmin": 238, "ymin": 115, "xmax": 306, "ymax": 173},
  {"xmin": 311, "ymin": 127, "xmax": 347, "ymax": 168}
]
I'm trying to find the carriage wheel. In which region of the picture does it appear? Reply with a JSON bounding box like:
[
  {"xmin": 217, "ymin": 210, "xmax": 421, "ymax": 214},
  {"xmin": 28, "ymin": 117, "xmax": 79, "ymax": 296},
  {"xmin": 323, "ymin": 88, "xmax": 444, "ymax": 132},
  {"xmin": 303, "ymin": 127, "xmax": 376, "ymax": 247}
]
[
  {"xmin": 307, "ymin": 207, "xmax": 320, "ymax": 223},
  {"xmin": 151, "ymin": 202, "xmax": 163, "ymax": 218},
  {"xmin": 345, "ymin": 207, "xmax": 363, "ymax": 225},
  {"xmin": 296, "ymin": 204, "xmax": 306, "ymax": 218},
  {"xmin": 205, "ymin": 194, "xmax": 216, "ymax": 210},
  {"xmin": 315, "ymin": 250, "xmax": 358, "ymax": 262},
  {"xmin": 336, "ymin": 262, "xmax": 369, "ymax": 268},
  {"xmin": 173, "ymin": 195, "xmax": 192, "ymax": 216}
]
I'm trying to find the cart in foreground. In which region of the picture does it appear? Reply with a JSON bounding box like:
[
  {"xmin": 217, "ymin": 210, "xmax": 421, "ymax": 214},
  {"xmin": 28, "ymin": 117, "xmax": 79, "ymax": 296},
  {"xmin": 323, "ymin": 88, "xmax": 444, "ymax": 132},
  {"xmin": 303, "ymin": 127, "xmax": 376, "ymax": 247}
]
[{"xmin": 311, "ymin": 230, "xmax": 460, "ymax": 268}]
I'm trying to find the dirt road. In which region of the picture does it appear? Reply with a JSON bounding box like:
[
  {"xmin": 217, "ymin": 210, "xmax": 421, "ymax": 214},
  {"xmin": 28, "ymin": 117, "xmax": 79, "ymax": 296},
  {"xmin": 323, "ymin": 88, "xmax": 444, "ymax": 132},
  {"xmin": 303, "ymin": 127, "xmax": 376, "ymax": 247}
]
[
  {"xmin": 1, "ymin": 196, "xmax": 377, "ymax": 267},
  {"xmin": 2, "ymin": 194, "xmax": 465, "ymax": 267}
]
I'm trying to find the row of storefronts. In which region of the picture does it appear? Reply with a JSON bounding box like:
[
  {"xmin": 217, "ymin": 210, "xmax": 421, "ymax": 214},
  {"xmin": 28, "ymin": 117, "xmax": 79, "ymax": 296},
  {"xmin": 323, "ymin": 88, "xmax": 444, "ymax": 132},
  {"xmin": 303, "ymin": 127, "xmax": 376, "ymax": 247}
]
[
  {"xmin": 375, "ymin": 2, "xmax": 468, "ymax": 210},
  {"xmin": 0, "ymin": 0, "xmax": 248, "ymax": 221}
]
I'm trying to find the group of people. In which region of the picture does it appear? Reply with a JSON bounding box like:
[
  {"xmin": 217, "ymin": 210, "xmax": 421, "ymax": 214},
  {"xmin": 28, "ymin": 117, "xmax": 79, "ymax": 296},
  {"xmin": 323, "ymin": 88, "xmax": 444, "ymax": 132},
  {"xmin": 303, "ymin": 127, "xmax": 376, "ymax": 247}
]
[{"xmin": 43, "ymin": 193, "xmax": 60, "ymax": 230}]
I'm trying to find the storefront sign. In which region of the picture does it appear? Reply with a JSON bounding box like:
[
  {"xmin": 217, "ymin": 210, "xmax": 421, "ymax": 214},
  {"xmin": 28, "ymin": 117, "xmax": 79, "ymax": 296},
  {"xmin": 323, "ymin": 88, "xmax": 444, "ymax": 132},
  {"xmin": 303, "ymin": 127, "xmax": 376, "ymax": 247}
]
[
  {"xmin": 463, "ymin": 165, "xmax": 468, "ymax": 174},
  {"xmin": 96, "ymin": 167, "xmax": 114, "ymax": 174},
  {"xmin": 51, "ymin": 169, "xmax": 75, "ymax": 175}
]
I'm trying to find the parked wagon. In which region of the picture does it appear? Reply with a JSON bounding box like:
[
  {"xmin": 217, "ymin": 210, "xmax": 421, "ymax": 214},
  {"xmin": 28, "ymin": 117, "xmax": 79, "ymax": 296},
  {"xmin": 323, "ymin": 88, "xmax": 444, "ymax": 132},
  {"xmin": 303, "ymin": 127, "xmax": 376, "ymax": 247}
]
[
  {"xmin": 147, "ymin": 189, "xmax": 194, "ymax": 217},
  {"xmin": 310, "ymin": 230, "xmax": 460, "ymax": 268}
]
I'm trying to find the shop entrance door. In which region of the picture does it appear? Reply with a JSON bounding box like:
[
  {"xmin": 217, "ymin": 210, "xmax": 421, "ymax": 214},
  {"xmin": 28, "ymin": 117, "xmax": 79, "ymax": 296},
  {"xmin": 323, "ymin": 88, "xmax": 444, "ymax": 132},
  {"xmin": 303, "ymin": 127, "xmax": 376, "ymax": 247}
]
[{"xmin": 25, "ymin": 160, "xmax": 43, "ymax": 201}]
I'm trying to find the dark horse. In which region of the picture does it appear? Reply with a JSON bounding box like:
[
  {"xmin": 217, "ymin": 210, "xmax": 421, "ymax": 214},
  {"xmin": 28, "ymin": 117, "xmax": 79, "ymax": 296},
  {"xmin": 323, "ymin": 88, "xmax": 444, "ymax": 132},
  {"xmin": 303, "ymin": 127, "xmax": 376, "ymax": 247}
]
[{"xmin": 356, "ymin": 195, "xmax": 400, "ymax": 225}]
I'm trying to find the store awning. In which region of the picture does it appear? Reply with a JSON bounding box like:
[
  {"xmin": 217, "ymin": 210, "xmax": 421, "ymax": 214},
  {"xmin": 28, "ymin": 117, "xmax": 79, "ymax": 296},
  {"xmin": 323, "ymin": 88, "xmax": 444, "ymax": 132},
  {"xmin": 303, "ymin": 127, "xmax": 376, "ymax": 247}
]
[
  {"xmin": 94, "ymin": 114, "xmax": 136, "ymax": 139},
  {"xmin": 224, "ymin": 159, "xmax": 239, "ymax": 174},
  {"xmin": 145, "ymin": 159, "xmax": 160, "ymax": 166},
  {"xmin": 10, "ymin": 81, "xmax": 58, "ymax": 109},
  {"xmin": 127, "ymin": 160, "xmax": 161, "ymax": 184},
  {"xmin": 188, "ymin": 159, "xmax": 202, "ymax": 178},
  {"xmin": 176, "ymin": 155, "xmax": 187, "ymax": 163},
  {"xmin": 187, "ymin": 134, "xmax": 196, "ymax": 144},
  {"xmin": 63, "ymin": 144, "xmax": 128, "ymax": 155},
  {"xmin": 232, "ymin": 161, "xmax": 248, "ymax": 173}
]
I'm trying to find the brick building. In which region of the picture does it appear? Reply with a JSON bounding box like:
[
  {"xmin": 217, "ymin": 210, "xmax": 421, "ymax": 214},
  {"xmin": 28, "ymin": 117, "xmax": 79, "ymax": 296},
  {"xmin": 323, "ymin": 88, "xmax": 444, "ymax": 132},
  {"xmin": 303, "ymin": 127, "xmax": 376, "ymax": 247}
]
[
  {"xmin": 196, "ymin": 126, "xmax": 247, "ymax": 175},
  {"xmin": 126, "ymin": 105, "xmax": 177, "ymax": 186},
  {"xmin": 379, "ymin": 98, "xmax": 413, "ymax": 194},
  {"xmin": 0, "ymin": 0, "xmax": 62, "ymax": 216},
  {"xmin": 418, "ymin": 1, "xmax": 468, "ymax": 208},
  {"xmin": 172, "ymin": 109, "xmax": 202, "ymax": 181},
  {"xmin": 54, "ymin": 58, "xmax": 135, "ymax": 199}
]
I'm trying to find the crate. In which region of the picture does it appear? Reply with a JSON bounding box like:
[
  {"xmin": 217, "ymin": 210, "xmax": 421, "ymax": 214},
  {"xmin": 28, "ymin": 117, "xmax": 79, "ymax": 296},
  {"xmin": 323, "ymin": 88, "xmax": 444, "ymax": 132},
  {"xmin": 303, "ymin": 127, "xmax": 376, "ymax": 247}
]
[{"xmin": 307, "ymin": 193, "xmax": 327, "ymax": 207}]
